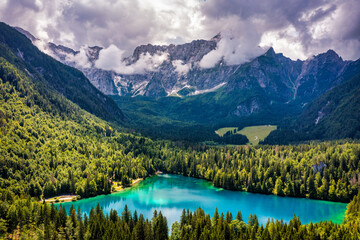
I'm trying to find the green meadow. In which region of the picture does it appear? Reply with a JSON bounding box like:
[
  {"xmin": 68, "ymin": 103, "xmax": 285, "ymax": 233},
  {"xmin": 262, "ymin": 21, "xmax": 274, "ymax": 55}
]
[{"xmin": 216, "ymin": 125, "xmax": 277, "ymax": 145}]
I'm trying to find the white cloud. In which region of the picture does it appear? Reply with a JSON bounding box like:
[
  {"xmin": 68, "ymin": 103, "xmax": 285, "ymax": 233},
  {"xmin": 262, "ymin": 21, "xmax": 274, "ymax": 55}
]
[
  {"xmin": 95, "ymin": 45, "xmax": 125, "ymax": 72},
  {"xmin": 33, "ymin": 39, "xmax": 55, "ymax": 57},
  {"xmin": 199, "ymin": 19, "xmax": 266, "ymax": 68},
  {"xmin": 65, "ymin": 46, "xmax": 92, "ymax": 68},
  {"xmin": 172, "ymin": 60, "xmax": 191, "ymax": 75},
  {"xmin": 95, "ymin": 44, "xmax": 169, "ymax": 74},
  {"xmin": 260, "ymin": 26, "xmax": 308, "ymax": 60},
  {"xmin": 0, "ymin": 0, "xmax": 359, "ymax": 63}
]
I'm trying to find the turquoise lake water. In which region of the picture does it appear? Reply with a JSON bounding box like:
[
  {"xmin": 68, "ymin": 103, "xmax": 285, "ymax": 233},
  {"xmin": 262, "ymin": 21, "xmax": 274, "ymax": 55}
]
[{"xmin": 59, "ymin": 174, "xmax": 347, "ymax": 227}]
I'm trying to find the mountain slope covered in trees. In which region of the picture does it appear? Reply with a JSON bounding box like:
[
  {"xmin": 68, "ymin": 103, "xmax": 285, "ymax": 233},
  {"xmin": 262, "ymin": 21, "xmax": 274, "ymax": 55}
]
[
  {"xmin": 0, "ymin": 22, "xmax": 125, "ymax": 123},
  {"xmin": 264, "ymin": 60, "xmax": 360, "ymax": 144},
  {"xmin": 1, "ymin": 45, "xmax": 359, "ymax": 203},
  {"xmin": 1, "ymin": 35, "xmax": 360, "ymax": 239}
]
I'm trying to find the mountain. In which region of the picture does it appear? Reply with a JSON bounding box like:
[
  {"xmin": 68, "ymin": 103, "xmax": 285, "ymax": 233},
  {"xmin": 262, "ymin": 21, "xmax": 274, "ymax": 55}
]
[
  {"xmin": 14, "ymin": 25, "xmax": 360, "ymax": 142},
  {"xmin": 43, "ymin": 33, "xmax": 226, "ymax": 97},
  {"xmin": 40, "ymin": 34, "xmax": 348, "ymax": 104},
  {"xmin": 0, "ymin": 22, "xmax": 125, "ymax": 123},
  {"xmin": 34, "ymin": 32, "xmax": 350, "ymax": 105},
  {"xmin": 35, "ymin": 34, "xmax": 351, "ymax": 114},
  {"xmin": 111, "ymin": 48, "xmax": 356, "ymax": 142},
  {"xmin": 263, "ymin": 60, "xmax": 360, "ymax": 144}
]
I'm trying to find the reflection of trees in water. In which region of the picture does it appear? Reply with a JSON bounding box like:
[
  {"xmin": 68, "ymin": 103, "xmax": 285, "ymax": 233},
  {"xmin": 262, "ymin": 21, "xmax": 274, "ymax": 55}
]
[{"xmin": 60, "ymin": 174, "xmax": 347, "ymax": 226}]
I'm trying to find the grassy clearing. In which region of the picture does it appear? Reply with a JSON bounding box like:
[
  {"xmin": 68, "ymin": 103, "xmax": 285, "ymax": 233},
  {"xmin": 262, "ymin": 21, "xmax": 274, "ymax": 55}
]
[
  {"xmin": 216, "ymin": 125, "xmax": 277, "ymax": 145},
  {"xmin": 238, "ymin": 125, "xmax": 277, "ymax": 145},
  {"xmin": 215, "ymin": 127, "xmax": 238, "ymax": 137}
]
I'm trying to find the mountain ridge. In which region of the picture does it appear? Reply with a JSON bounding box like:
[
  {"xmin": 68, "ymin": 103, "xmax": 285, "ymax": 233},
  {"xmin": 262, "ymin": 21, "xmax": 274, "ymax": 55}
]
[
  {"xmin": 15, "ymin": 26, "xmax": 351, "ymax": 105},
  {"xmin": 263, "ymin": 59, "xmax": 360, "ymax": 144},
  {"xmin": 0, "ymin": 22, "xmax": 125, "ymax": 123},
  {"xmin": 12, "ymin": 25, "xmax": 360, "ymax": 143}
]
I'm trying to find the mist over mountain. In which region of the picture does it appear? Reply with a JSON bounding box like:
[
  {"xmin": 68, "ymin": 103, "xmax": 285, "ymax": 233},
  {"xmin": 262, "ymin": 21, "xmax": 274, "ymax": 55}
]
[
  {"xmin": 13, "ymin": 25, "xmax": 360, "ymax": 143},
  {"xmin": 0, "ymin": 23, "xmax": 125, "ymax": 124},
  {"xmin": 18, "ymin": 27, "xmax": 351, "ymax": 102}
]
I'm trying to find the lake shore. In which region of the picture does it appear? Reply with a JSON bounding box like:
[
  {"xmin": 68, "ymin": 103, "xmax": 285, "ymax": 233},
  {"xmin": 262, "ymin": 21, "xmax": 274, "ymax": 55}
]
[
  {"xmin": 44, "ymin": 175, "xmax": 159, "ymax": 204},
  {"xmin": 57, "ymin": 174, "xmax": 348, "ymax": 226},
  {"xmin": 112, "ymin": 177, "xmax": 144, "ymax": 192},
  {"xmin": 44, "ymin": 171, "xmax": 164, "ymax": 204},
  {"xmin": 43, "ymin": 195, "xmax": 78, "ymax": 203}
]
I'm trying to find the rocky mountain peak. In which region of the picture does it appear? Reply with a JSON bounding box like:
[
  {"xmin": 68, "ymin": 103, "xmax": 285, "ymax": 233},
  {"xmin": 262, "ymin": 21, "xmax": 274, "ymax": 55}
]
[
  {"xmin": 310, "ymin": 49, "xmax": 343, "ymax": 64},
  {"xmin": 325, "ymin": 49, "xmax": 340, "ymax": 57},
  {"xmin": 48, "ymin": 42, "xmax": 78, "ymax": 55},
  {"xmin": 264, "ymin": 47, "xmax": 276, "ymax": 57},
  {"xmin": 87, "ymin": 46, "xmax": 103, "ymax": 63},
  {"xmin": 13, "ymin": 26, "xmax": 354, "ymax": 104},
  {"xmin": 130, "ymin": 36, "xmax": 219, "ymax": 64},
  {"xmin": 211, "ymin": 32, "xmax": 222, "ymax": 42}
]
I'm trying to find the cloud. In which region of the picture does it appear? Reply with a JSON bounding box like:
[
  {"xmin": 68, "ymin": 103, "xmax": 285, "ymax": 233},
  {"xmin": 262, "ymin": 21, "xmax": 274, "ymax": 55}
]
[
  {"xmin": 199, "ymin": 21, "xmax": 266, "ymax": 68},
  {"xmin": 0, "ymin": 0, "xmax": 204, "ymax": 56},
  {"xmin": 0, "ymin": 0, "xmax": 359, "ymax": 63},
  {"xmin": 172, "ymin": 60, "xmax": 191, "ymax": 75},
  {"xmin": 95, "ymin": 44, "xmax": 169, "ymax": 74},
  {"xmin": 33, "ymin": 39, "xmax": 55, "ymax": 57},
  {"xmin": 65, "ymin": 46, "xmax": 92, "ymax": 68},
  {"xmin": 200, "ymin": 0, "xmax": 360, "ymax": 61}
]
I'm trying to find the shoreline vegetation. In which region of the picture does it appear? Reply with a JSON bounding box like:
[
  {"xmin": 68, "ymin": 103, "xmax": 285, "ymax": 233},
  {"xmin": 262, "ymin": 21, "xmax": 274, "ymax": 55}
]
[
  {"xmin": 47, "ymin": 171, "xmax": 349, "ymax": 207},
  {"xmin": 44, "ymin": 171, "xmax": 164, "ymax": 203},
  {"xmin": 43, "ymin": 178, "xmax": 143, "ymax": 204},
  {"xmin": 9, "ymin": 190, "xmax": 360, "ymax": 239}
]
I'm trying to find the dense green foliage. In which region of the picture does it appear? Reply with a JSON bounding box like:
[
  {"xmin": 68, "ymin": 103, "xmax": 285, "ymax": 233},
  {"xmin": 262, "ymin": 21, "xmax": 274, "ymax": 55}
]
[
  {"xmin": 220, "ymin": 131, "xmax": 249, "ymax": 145},
  {"xmin": 0, "ymin": 22, "xmax": 124, "ymax": 123},
  {"xmin": 1, "ymin": 55, "xmax": 360, "ymax": 203},
  {"xmin": 1, "ymin": 22, "xmax": 360, "ymax": 238},
  {"xmin": 0, "ymin": 191, "xmax": 359, "ymax": 239},
  {"xmin": 162, "ymin": 142, "xmax": 360, "ymax": 202},
  {"xmin": 0, "ymin": 56, "xmax": 157, "ymax": 199},
  {"xmin": 112, "ymin": 92, "xmax": 281, "ymax": 143}
]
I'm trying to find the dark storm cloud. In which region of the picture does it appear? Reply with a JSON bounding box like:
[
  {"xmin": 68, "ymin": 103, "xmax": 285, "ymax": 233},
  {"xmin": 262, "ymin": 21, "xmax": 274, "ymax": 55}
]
[
  {"xmin": 199, "ymin": 0, "xmax": 345, "ymax": 60},
  {"xmin": 0, "ymin": 0, "xmax": 359, "ymax": 64},
  {"xmin": 47, "ymin": 1, "xmax": 158, "ymax": 53}
]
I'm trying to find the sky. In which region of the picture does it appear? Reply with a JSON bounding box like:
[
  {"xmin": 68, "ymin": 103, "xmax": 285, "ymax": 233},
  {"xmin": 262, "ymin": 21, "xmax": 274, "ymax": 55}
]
[{"xmin": 0, "ymin": 0, "xmax": 359, "ymax": 70}]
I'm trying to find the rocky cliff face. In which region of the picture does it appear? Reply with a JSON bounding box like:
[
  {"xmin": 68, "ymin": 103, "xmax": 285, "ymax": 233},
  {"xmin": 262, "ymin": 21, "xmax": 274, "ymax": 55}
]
[
  {"xmin": 43, "ymin": 33, "xmax": 226, "ymax": 97},
  {"xmin": 224, "ymin": 48, "xmax": 348, "ymax": 106},
  {"xmin": 15, "ymin": 26, "xmax": 352, "ymax": 119}
]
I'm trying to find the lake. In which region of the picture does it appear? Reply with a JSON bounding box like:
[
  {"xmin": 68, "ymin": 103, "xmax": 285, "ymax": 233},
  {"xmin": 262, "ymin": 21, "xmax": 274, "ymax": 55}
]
[{"xmin": 59, "ymin": 174, "xmax": 347, "ymax": 227}]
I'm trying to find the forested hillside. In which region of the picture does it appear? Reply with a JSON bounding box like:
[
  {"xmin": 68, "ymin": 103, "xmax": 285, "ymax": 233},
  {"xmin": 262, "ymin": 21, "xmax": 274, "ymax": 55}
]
[
  {"xmin": 1, "ymin": 23, "xmax": 360, "ymax": 239},
  {"xmin": 0, "ymin": 22, "xmax": 124, "ymax": 123},
  {"xmin": 1, "ymin": 53, "xmax": 360, "ymax": 204},
  {"xmin": 264, "ymin": 60, "xmax": 360, "ymax": 144},
  {"xmin": 0, "ymin": 55, "xmax": 158, "ymax": 199}
]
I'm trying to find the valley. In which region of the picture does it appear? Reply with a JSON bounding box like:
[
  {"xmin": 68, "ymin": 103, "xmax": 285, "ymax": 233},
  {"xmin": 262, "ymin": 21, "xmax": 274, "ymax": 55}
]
[
  {"xmin": 0, "ymin": 3, "xmax": 360, "ymax": 237},
  {"xmin": 16, "ymin": 25, "xmax": 360, "ymax": 144}
]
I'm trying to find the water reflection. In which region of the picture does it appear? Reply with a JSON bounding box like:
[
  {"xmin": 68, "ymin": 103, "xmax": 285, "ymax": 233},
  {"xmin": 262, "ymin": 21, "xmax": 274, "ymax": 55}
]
[{"xmin": 59, "ymin": 174, "xmax": 347, "ymax": 227}]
